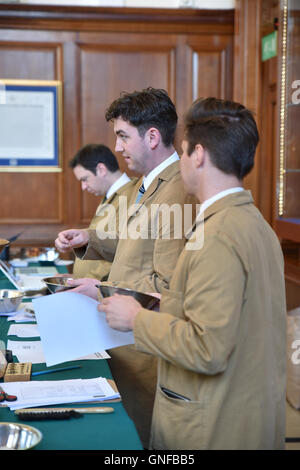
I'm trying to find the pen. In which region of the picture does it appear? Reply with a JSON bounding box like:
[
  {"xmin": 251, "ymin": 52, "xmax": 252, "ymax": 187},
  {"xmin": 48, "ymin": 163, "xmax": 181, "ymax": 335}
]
[{"xmin": 31, "ymin": 365, "xmax": 81, "ymax": 377}]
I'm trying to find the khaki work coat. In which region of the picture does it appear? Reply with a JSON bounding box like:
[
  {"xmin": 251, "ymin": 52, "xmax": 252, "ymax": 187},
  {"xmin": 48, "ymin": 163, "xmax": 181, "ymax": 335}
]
[
  {"xmin": 76, "ymin": 160, "xmax": 197, "ymax": 447},
  {"xmin": 83, "ymin": 161, "xmax": 196, "ymax": 293},
  {"xmin": 134, "ymin": 191, "xmax": 287, "ymax": 450},
  {"xmin": 73, "ymin": 179, "xmax": 136, "ymax": 281}
]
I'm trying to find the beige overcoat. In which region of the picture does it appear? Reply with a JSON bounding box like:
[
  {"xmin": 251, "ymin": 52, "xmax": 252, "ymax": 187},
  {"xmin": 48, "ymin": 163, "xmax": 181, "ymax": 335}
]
[
  {"xmin": 73, "ymin": 179, "xmax": 136, "ymax": 281},
  {"xmin": 134, "ymin": 191, "xmax": 287, "ymax": 450},
  {"xmin": 82, "ymin": 161, "xmax": 196, "ymax": 293},
  {"xmin": 76, "ymin": 160, "xmax": 197, "ymax": 447}
]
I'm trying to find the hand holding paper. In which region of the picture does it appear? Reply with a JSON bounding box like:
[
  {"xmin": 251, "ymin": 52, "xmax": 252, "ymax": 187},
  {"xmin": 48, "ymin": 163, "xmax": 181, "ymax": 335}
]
[
  {"xmin": 33, "ymin": 292, "xmax": 134, "ymax": 367},
  {"xmin": 99, "ymin": 294, "xmax": 141, "ymax": 331}
]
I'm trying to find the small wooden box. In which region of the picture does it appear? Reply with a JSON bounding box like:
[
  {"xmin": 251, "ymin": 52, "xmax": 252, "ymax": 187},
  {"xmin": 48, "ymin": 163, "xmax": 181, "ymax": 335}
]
[{"xmin": 4, "ymin": 363, "xmax": 32, "ymax": 382}]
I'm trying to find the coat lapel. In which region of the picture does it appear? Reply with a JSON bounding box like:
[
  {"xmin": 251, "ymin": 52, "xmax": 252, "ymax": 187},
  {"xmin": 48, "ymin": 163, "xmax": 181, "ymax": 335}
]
[{"xmin": 128, "ymin": 161, "xmax": 181, "ymax": 220}]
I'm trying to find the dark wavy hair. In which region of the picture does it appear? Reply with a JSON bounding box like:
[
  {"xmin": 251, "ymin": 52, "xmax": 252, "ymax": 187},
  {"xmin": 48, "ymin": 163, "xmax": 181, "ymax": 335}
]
[
  {"xmin": 105, "ymin": 87, "xmax": 178, "ymax": 147},
  {"xmin": 184, "ymin": 97, "xmax": 259, "ymax": 179},
  {"xmin": 69, "ymin": 144, "xmax": 119, "ymax": 174}
]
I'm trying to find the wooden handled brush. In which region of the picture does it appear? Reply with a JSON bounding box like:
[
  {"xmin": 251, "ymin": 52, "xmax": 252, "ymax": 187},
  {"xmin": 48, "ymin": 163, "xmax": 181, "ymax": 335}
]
[{"xmin": 15, "ymin": 406, "xmax": 114, "ymax": 421}]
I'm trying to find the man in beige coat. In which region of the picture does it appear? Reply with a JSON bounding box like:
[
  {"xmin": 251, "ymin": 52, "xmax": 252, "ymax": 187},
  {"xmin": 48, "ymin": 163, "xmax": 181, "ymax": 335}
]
[
  {"xmin": 100, "ymin": 97, "xmax": 287, "ymax": 450},
  {"xmin": 69, "ymin": 143, "xmax": 135, "ymax": 281},
  {"xmin": 55, "ymin": 88, "xmax": 196, "ymax": 447}
]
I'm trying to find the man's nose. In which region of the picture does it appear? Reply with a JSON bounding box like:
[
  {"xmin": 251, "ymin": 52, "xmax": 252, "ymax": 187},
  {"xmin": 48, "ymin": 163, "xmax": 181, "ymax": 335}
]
[{"xmin": 115, "ymin": 137, "xmax": 123, "ymax": 152}]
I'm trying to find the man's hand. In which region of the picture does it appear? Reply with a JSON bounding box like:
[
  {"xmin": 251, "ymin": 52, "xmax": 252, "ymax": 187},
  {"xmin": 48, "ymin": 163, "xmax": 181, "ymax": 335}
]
[
  {"xmin": 98, "ymin": 294, "xmax": 142, "ymax": 332},
  {"xmin": 55, "ymin": 229, "xmax": 89, "ymax": 253},
  {"xmin": 66, "ymin": 278, "xmax": 99, "ymax": 300}
]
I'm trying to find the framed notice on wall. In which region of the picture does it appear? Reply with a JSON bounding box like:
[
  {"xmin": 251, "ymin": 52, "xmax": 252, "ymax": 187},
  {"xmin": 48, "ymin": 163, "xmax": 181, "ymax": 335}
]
[{"xmin": 0, "ymin": 79, "xmax": 62, "ymax": 172}]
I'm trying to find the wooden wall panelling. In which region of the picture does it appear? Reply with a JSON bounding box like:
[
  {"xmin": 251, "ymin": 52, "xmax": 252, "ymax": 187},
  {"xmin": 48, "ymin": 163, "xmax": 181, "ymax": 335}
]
[
  {"xmin": 174, "ymin": 33, "xmax": 233, "ymax": 154},
  {"xmin": 234, "ymin": 0, "xmax": 262, "ymax": 206},
  {"xmin": 186, "ymin": 35, "xmax": 233, "ymax": 101},
  {"xmin": 260, "ymin": 57, "xmax": 277, "ymax": 225},
  {"xmin": 0, "ymin": 5, "xmax": 234, "ymax": 35},
  {"xmin": 0, "ymin": 5, "xmax": 234, "ymax": 246},
  {"xmin": 0, "ymin": 40, "xmax": 64, "ymax": 226},
  {"xmin": 62, "ymin": 38, "xmax": 83, "ymax": 228},
  {"xmin": 77, "ymin": 31, "xmax": 233, "ymax": 224},
  {"xmin": 77, "ymin": 34, "xmax": 177, "ymax": 224}
]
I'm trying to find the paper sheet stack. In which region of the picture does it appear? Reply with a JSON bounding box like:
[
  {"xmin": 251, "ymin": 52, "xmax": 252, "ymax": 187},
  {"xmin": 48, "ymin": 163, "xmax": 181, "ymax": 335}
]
[{"xmin": 1, "ymin": 376, "xmax": 120, "ymax": 410}]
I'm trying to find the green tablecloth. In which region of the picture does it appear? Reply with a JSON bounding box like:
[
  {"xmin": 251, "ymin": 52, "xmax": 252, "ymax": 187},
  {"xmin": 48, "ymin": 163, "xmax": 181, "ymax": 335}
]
[{"xmin": 0, "ymin": 265, "xmax": 143, "ymax": 450}]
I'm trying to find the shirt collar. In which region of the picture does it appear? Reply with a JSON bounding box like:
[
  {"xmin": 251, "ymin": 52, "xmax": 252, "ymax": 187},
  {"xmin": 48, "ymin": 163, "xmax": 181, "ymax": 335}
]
[
  {"xmin": 142, "ymin": 151, "xmax": 180, "ymax": 190},
  {"xmin": 106, "ymin": 172, "xmax": 131, "ymax": 200},
  {"xmin": 198, "ymin": 187, "xmax": 244, "ymax": 217}
]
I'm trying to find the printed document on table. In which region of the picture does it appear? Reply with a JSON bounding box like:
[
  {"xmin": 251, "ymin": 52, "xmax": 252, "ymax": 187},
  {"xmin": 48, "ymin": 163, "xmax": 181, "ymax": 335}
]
[
  {"xmin": 2, "ymin": 377, "xmax": 120, "ymax": 410},
  {"xmin": 33, "ymin": 292, "xmax": 134, "ymax": 366}
]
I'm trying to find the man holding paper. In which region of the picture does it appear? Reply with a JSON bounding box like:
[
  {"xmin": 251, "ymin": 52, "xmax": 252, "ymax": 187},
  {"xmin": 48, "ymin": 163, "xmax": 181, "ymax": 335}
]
[
  {"xmin": 55, "ymin": 88, "xmax": 196, "ymax": 448},
  {"xmin": 99, "ymin": 97, "xmax": 286, "ymax": 450}
]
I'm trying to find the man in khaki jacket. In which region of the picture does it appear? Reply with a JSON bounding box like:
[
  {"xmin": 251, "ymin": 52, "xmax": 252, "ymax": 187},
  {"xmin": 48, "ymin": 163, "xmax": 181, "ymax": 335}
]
[
  {"xmin": 55, "ymin": 88, "xmax": 196, "ymax": 447},
  {"xmin": 69, "ymin": 143, "xmax": 135, "ymax": 281},
  {"xmin": 100, "ymin": 97, "xmax": 287, "ymax": 450}
]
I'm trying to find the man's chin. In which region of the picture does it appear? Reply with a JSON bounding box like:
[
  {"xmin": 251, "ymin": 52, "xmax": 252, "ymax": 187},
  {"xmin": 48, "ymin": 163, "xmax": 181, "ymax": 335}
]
[{"xmin": 125, "ymin": 159, "xmax": 136, "ymax": 171}]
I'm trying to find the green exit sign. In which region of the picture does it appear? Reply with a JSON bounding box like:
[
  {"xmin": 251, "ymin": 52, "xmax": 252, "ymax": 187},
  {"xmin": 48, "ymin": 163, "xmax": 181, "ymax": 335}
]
[{"xmin": 262, "ymin": 31, "xmax": 277, "ymax": 61}]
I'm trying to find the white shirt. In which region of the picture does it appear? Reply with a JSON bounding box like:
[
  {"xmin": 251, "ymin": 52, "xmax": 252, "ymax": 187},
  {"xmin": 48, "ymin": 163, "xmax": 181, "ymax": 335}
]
[
  {"xmin": 142, "ymin": 151, "xmax": 180, "ymax": 190},
  {"xmin": 106, "ymin": 172, "xmax": 131, "ymax": 200},
  {"xmin": 198, "ymin": 187, "xmax": 244, "ymax": 216}
]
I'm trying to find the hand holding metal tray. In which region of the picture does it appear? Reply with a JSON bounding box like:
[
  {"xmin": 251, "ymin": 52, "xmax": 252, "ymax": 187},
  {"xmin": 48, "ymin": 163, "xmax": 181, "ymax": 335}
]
[{"xmin": 98, "ymin": 284, "xmax": 159, "ymax": 310}]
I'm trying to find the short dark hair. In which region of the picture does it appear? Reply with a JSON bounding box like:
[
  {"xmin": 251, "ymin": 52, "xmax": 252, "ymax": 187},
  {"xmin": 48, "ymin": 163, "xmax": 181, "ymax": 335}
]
[
  {"xmin": 184, "ymin": 97, "xmax": 259, "ymax": 179},
  {"xmin": 105, "ymin": 87, "xmax": 178, "ymax": 147},
  {"xmin": 69, "ymin": 144, "xmax": 119, "ymax": 174}
]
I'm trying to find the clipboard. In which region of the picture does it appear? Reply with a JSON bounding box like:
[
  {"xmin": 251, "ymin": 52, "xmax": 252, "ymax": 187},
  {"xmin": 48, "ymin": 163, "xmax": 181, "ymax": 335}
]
[{"xmin": 69, "ymin": 379, "xmax": 121, "ymax": 405}]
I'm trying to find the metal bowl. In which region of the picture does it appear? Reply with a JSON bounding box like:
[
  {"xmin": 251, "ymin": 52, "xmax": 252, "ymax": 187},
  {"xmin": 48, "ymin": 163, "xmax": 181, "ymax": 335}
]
[
  {"xmin": 42, "ymin": 275, "xmax": 75, "ymax": 294},
  {"xmin": 0, "ymin": 290, "xmax": 24, "ymax": 313},
  {"xmin": 98, "ymin": 284, "xmax": 159, "ymax": 309},
  {"xmin": 0, "ymin": 239, "xmax": 9, "ymax": 255},
  {"xmin": 0, "ymin": 422, "xmax": 42, "ymax": 450}
]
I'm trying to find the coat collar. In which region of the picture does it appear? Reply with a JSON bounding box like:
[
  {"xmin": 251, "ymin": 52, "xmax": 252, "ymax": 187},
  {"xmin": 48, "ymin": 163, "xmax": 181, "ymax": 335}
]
[
  {"xmin": 95, "ymin": 181, "xmax": 133, "ymax": 216},
  {"xmin": 186, "ymin": 190, "xmax": 254, "ymax": 238},
  {"xmin": 128, "ymin": 161, "xmax": 181, "ymax": 218},
  {"xmin": 202, "ymin": 189, "xmax": 254, "ymax": 221}
]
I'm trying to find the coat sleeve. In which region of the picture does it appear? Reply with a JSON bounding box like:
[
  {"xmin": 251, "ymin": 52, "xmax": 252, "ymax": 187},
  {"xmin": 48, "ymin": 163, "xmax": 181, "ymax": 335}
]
[
  {"xmin": 133, "ymin": 236, "xmax": 246, "ymax": 375},
  {"xmin": 74, "ymin": 228, "xmax": 118, "ymax": 263}
]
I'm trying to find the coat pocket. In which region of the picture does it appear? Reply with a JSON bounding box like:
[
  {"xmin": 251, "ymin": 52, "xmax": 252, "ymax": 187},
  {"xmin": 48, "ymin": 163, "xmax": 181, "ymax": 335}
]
[{"xmin": 151, "ymin": 385, "xmax": 209, "ymax": 450}]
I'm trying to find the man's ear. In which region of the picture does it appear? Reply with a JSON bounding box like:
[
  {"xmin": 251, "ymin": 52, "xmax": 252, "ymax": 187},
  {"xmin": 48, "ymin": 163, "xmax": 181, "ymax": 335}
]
[
  {"xmin": 146, "ymin": 127, "xmax": 161, "ymax": 150},
  {"xmin": 193, "ymin": 144, "xmax": 205, "ymax": 168},
  {"xmin": 95, "ymin": 162, "xmax": 107, "ymax": 176}
]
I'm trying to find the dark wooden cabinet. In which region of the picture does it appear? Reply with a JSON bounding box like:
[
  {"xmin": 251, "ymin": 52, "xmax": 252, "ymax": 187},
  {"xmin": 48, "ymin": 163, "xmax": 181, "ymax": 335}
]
[{"xmin": 275, "ymin": 0, "xmax": 300, "ymax": 305}]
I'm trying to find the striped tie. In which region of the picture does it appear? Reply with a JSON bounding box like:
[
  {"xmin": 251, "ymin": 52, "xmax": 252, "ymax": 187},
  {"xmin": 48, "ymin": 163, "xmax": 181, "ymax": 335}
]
[{"xmin": 135, "ymin": 183, "xmax": 145, "ymax": 203}]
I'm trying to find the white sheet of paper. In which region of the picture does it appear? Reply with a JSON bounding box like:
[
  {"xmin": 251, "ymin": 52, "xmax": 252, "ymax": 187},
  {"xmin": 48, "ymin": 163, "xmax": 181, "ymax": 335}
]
[
  {"xmin": 7, "ymin": 323, "xmax": 40, "ymax": 338},
  {"xmin": 7, "ymin": 340, "xmax": 45, "ymax": 364},
  {"xmin": 33, "ymin": 292, "xmax": 134, "ymax": 367}
]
